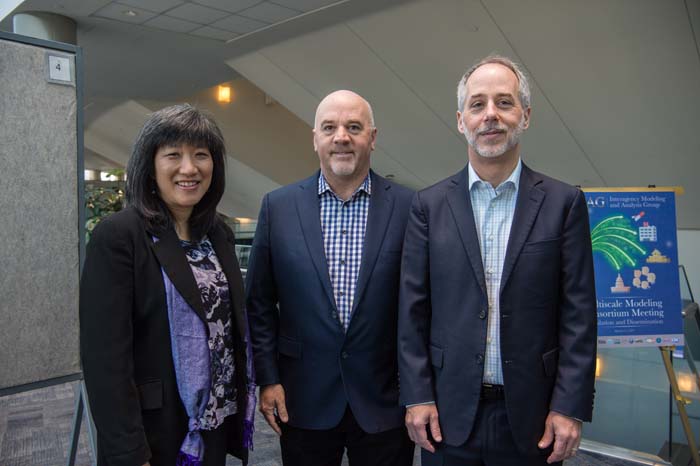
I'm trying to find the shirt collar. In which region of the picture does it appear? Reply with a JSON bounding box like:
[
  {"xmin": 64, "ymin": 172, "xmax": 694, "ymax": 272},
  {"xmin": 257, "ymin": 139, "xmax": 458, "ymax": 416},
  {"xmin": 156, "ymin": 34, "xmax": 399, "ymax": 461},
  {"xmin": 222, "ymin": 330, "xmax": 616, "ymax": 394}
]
[
  {"xmin": 468, "ymin": 158, "xmax": 522, "ymax": 194},
  {"xmin": 318, "ymin": 171, "xmax": 372, "ymax": 198}
]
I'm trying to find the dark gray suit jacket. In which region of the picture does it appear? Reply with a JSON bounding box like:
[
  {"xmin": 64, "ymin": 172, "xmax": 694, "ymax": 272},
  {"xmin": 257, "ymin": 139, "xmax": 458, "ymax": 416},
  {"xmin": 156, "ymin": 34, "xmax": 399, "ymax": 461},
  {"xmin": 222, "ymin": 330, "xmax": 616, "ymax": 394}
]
[{"xmin": 398, "ymin": 164, "xmax": 596, "ymax": 454}]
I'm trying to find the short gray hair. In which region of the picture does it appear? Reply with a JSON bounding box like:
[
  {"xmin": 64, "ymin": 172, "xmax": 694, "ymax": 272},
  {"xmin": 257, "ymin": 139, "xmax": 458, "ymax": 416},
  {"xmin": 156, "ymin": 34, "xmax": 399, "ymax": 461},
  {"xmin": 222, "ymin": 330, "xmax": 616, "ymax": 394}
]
[{"xmin": 456, "ymin": 55, "xmax": 531, "ymax": 112}]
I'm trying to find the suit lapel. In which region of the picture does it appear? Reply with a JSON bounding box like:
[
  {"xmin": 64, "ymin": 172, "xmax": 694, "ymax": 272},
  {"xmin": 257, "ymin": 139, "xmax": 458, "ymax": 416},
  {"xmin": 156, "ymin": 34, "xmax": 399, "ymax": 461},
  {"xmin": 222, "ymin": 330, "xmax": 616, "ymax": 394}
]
[
  {"xmin": 500, "ymin": 164, "xmax": 545, "ymax": 292},
  {"xmin": 351, "ymin": 172, "xmax": 393, "ymax": 316},
  {"xmin": 446, "ymin": 168, "xmax": 487, "ymax": 296},
  {"xmin": 208, "ymin": 224, "xmax": 248, "ymax": 343},
  {"xmin": 296, "ymin": 173, "xmax": 337, "ymax": 310},
  {"xmin": 151, "ymin": 228, "xmax": 207, "ymax": 323}
]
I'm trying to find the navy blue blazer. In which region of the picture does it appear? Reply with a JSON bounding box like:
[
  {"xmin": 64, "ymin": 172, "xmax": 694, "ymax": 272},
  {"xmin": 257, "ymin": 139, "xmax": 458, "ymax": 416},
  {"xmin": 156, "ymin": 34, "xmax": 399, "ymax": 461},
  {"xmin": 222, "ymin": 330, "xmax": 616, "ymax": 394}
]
[
  {"xmin": 246, "ymin": 170, "xmax": 414, "ymax": 433},
  {"xmin": 398, "ymin": 164, "xmax": 596, "ymax": 454}
]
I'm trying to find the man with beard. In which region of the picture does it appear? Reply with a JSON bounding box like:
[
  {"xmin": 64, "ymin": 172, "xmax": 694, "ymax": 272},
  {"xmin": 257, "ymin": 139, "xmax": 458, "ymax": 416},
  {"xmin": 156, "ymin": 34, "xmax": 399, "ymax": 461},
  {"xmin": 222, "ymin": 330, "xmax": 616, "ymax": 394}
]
[
  {"xmin": 398, "ymin": 55, "xmax": 596, "ymax": 466},
  {"xmin": 246, "ymin": 90, "xmax": 415, "ymax": 466}
]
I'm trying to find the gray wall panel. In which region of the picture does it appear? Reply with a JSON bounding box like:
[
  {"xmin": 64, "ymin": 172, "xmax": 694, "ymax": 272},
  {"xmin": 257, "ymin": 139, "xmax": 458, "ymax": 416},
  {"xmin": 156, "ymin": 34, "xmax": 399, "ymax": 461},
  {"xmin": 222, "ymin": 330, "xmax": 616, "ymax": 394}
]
[{"xmin": 0, "ymin": 38, "xmax": 80, "ymax": 390}]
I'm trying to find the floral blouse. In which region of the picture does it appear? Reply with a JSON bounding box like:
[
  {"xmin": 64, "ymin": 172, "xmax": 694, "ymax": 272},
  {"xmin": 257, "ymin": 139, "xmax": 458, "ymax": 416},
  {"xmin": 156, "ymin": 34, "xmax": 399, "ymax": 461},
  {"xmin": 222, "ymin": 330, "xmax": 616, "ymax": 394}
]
[{"xmin": 180, "ymin": 237, "xmax": 237, "ymax": 429}]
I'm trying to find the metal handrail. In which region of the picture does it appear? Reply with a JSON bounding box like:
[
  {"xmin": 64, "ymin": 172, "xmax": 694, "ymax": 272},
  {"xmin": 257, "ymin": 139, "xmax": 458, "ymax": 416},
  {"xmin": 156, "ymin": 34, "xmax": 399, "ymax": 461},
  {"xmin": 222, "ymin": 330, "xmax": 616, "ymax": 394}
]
[{"xmin": 579, "ymin": 439, "xmax": 672, "ymax": 466}]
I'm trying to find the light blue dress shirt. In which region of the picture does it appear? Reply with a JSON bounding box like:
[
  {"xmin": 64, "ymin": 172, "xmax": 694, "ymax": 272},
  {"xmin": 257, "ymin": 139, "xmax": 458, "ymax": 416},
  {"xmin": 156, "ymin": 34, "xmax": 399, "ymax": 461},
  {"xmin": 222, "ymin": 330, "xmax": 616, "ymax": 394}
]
[{"xmin": 468, "ymin": 160, "xmax": 522, "ymax": 385}]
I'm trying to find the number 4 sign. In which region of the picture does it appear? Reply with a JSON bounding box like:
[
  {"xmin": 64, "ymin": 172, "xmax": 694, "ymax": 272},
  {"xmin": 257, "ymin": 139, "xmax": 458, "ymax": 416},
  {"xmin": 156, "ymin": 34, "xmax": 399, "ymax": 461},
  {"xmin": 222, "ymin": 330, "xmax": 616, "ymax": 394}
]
[{"xmin": 46, "ymin": 52, "xmax": 74, "ymax": 86}]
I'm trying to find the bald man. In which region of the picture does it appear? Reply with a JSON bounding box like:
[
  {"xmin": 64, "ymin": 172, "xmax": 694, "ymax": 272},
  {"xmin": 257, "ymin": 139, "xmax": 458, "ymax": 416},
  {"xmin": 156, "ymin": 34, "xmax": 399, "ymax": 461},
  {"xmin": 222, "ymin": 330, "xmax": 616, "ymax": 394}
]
[{"xmin": 246, "ymin": 90, "xmax": 415, "ymax": 466}]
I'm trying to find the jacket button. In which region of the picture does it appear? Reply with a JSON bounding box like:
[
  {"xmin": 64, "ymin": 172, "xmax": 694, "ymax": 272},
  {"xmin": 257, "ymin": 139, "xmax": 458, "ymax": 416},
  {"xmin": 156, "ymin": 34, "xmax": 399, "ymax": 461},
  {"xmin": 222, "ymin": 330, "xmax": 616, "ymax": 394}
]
[
  {"xmin": 479, "ymin": 310, "xmax": 486, "ymax": 319},
  {"xmin": 476, "ymin": 354, "xmax": 483, "ymax": 364},
  {"xmin": 504, "ymin": 360, "xmax": 513, "ymax": 365},
  {"xmin": 341, "ymin": 351, "xmax": 348, "ymax": 359}
]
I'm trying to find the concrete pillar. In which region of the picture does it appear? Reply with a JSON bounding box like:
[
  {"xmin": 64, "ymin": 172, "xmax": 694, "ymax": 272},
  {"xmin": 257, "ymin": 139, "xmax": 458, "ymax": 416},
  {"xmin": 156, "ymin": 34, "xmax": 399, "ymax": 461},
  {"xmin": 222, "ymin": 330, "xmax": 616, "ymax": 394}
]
[{"xmin": 12, "ymin": 12, "xmax": 76, "ymax": 45}]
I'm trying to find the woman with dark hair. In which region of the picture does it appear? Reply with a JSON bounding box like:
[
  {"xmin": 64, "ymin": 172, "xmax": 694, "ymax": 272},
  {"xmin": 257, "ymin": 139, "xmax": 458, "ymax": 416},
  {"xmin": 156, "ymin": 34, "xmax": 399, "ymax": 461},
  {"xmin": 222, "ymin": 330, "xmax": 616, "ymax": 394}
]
[{"xmin": 80, "ymin": 104, "xmax": 255, "ymax": 466}]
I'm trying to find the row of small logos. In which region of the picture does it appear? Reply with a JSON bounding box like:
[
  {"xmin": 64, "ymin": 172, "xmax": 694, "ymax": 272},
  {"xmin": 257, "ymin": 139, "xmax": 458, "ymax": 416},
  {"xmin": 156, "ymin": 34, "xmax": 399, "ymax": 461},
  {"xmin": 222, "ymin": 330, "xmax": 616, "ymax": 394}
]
[{"xmin": 598, "ymin": 336, "xmax": 681, "ymax": 345}]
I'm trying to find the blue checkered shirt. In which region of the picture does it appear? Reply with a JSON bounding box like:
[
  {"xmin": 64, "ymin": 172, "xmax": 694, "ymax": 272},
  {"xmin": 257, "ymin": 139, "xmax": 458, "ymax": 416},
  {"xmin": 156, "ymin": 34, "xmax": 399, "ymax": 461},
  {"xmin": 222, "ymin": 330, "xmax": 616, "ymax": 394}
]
[
  {"xmin": 468, "ymin": 160, "xmax": 522, "ymax": 385},
  {"xmin": 319, "ymin": 172, "xmax": 371, "ymax": 330}
]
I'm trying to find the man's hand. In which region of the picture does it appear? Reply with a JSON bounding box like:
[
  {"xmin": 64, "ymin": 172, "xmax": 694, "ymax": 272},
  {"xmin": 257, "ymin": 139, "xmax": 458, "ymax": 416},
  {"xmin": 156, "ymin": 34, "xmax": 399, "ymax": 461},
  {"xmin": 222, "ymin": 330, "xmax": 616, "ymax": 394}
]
[
  {"xmin": 538, "ymin": 411, "xmax": 582, "ymax": 463},
  {"xmin": 405, "ymin": 404, "xmax": 442, "ymax": 453},
  {"xmin": 259, "ymin": 384, "xmax": 289, "ymax": 436}
]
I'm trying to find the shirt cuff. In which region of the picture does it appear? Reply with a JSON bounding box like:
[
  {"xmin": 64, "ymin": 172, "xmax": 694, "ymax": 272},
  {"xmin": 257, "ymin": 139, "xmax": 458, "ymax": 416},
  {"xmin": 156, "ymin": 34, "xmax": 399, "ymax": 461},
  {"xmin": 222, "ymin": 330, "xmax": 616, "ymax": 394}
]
[
  {"xmin": 406, "ymin": 401, "xmax": 436, "ymax": 408},
  {"xmin": 551, "ymin": 409, "xmax": 583, "ymax": 423}
]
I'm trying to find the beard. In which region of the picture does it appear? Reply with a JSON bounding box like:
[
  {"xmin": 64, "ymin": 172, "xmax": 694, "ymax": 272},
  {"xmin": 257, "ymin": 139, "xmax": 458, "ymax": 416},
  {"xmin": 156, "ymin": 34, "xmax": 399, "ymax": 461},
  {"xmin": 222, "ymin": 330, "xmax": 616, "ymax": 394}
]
[
  {"xmin": 329, "ymin": 158, "xmax": 357, "ymax": 177},
  {"xmin": 465, "ymin": 116, "xmax": 527, "ymax": 158}
]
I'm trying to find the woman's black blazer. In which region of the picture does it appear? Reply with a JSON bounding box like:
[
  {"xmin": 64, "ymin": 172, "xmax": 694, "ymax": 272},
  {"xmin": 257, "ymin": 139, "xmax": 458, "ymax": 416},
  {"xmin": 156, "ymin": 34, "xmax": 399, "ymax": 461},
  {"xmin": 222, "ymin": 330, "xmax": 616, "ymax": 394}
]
[{"xmin": 80, "ymin": 206, "xmax": 251, "ymax": 466}]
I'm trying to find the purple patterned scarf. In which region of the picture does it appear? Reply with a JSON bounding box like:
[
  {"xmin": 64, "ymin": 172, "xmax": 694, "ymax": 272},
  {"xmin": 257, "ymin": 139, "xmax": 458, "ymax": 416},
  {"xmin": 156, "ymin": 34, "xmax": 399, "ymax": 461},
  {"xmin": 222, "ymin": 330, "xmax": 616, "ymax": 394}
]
[
  {"xmin": 161, "ymin": 266, "xmax": 211, "ymax": 465},
  {"xmin": 156, "ymin": 238, "xmax": 256, "ymax": 465}
]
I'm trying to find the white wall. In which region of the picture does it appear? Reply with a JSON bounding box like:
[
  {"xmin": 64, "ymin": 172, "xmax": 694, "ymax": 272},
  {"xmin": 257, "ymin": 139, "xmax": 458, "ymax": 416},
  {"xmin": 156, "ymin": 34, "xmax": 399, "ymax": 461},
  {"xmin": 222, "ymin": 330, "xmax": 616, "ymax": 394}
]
[
  {"xmin": 678, "ymin": 230, "xmax": 700, "ymax": 300},
  {"xmin": 0, "ymin": 1, "xmax": 23, "ymax": 22}
]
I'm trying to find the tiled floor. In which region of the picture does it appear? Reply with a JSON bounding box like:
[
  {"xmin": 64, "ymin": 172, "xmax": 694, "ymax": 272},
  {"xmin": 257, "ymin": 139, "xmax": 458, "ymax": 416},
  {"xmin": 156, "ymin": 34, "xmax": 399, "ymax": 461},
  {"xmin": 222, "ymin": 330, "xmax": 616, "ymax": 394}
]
[
  {"xmin": 0, "ymin": 382, "xmax": 629, "ymax": 466},
  {"xmin": 0, "ymin": 382, "xmax": 375, "ymax": 466},
  {"xmin": 0, "ymin": 382, "xmax": 91, "ymax": 466},
  {"xmin": 0, "ymin": 381, "xmax": 288, "ymax": 466}
]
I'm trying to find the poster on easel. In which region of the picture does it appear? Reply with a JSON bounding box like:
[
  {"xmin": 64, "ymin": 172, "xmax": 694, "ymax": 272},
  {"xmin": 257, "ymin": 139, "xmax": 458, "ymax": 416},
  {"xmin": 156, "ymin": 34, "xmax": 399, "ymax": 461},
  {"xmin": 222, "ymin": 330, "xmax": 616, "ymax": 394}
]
[{"xmin": 583, "ymin": 188, "xmax": 684, "ymax": 348}]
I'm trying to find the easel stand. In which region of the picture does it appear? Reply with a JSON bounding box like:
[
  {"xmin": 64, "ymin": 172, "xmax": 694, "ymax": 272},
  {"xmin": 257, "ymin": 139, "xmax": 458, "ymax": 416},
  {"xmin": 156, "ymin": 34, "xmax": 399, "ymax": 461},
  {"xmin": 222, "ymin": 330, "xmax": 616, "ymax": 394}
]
[
  {"xmin": 67, "ymin": 379, "xmax": 97, "ymax": 466},
  {"xmin": 660, "ymin": 346, "xmax": 700, "ymax": 466}
]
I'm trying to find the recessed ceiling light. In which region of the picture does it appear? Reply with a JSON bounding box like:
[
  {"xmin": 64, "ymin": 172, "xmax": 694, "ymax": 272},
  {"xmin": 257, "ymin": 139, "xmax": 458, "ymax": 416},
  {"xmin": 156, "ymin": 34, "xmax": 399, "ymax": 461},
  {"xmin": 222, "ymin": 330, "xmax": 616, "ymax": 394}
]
[
  {"xmin": 218, "ymin": 85, "xmax": 231, "ymax": 103},
  {"xmin": 123, "ymin": 10, "xmax": 138, "ymax": 17}
]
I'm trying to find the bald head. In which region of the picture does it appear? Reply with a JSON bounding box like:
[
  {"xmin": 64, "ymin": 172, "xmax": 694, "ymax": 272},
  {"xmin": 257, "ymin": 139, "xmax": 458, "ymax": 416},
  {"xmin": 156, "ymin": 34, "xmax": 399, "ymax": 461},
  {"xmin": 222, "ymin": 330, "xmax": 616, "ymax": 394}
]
[
  {"xmin": 314, "ymin": 90, "xmax": 375, "ymax": 129},
  {"xmin": 312, "ymin": 89, "xmax": 377, "ymax": 196}
]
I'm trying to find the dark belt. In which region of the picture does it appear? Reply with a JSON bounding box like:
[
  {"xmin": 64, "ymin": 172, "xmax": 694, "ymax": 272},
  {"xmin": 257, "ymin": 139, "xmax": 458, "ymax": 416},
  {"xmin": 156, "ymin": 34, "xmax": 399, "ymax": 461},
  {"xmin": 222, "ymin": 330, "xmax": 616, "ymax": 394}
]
[{"xmin": 480, "ymin": 384, "xmax": 505, "ymax": 400}]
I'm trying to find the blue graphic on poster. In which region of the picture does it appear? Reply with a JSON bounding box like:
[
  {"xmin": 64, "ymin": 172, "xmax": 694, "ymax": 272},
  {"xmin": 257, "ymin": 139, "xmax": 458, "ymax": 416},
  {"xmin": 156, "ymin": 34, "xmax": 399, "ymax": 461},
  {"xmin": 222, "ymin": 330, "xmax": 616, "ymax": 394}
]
[{"xmin": 584, "ymin": 190, "xmax": 683, "ymax": 347}]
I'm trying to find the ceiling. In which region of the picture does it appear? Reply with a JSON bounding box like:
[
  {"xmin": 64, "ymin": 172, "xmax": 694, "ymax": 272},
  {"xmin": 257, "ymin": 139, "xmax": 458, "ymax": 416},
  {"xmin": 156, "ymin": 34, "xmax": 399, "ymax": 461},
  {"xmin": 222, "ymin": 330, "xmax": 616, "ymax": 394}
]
[
  {"xmin": 2, "ymin": 0, "xmax": 700, "ymax": 227},
  {"xmin": 90, "ymin": 0, "xmax": 347, "ymax": 42}
]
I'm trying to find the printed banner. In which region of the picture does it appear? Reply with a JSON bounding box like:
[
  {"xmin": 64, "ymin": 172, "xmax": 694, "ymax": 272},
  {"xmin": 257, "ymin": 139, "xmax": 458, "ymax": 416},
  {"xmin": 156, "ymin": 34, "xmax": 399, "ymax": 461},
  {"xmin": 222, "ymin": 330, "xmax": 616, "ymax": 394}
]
[{"xmin": 584, "ymin": 189, "xmax": 683, "ymax": 347}]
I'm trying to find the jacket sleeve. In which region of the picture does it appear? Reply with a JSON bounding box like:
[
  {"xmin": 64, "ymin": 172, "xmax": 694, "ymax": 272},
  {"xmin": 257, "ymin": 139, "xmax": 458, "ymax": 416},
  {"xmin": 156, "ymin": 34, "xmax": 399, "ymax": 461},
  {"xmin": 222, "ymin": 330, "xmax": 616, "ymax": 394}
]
[
  {"xmin": 79, "ymin": 219, "xmax": 151, "ymax": 466},
  {"xmin": 398, "ymin": 192, "xmax": 435, "ymax": 406},
  {"xmin": 550, "ymin": 189, "xmax": 597, "ymax": 421},
  {"xmin": 245, "ymin": 193, "xmax": 281, "ymax": 386}
]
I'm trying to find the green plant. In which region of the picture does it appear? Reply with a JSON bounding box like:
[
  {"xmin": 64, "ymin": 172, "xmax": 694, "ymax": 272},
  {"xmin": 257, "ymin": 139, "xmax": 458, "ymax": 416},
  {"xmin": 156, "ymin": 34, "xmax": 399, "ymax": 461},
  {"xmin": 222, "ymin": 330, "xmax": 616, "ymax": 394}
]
[{"xmin": 85, "ymin": 182, "xmax": 125, "ymax": 242}]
